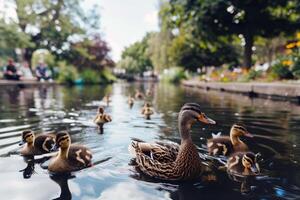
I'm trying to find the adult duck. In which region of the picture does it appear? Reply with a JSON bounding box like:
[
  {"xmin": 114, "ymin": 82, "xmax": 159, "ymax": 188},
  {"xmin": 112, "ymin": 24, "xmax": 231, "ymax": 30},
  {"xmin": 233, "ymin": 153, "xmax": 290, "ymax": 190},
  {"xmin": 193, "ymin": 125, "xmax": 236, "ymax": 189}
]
[
  {"xmin": 129, "ymin": 103, "xmax": 216, "ymax": 181},
  {"xmin": 207, "ymin": 124, "xmax": 253, "ymax": 156}
]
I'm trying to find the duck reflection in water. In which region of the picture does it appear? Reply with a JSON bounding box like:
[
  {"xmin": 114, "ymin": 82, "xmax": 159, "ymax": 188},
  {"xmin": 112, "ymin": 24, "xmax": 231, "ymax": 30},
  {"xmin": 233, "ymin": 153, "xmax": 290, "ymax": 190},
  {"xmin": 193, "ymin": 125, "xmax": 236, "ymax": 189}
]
[
  {"xmin": 19, "ymin": 156, "xmax": 51, "ymax": 179},
  {"xmin": 50, "ymin": 173, "xmax": 74, "ymax": 200}
]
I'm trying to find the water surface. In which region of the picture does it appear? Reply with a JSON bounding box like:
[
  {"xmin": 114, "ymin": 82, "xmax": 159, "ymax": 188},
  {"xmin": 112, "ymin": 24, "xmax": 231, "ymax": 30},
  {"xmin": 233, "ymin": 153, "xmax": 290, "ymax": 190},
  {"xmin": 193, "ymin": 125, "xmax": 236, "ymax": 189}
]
[{"xmin": 0, "ymin": 82, "xmax": 300, "ymax": 200}]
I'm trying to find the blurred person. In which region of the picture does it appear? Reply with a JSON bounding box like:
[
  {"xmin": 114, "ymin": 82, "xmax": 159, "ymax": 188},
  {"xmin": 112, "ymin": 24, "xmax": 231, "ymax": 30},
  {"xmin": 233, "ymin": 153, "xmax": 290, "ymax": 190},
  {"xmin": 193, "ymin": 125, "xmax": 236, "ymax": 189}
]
[
  {"xmin": 20, "ymin": 61, "xmax": 36, "ymax": 81},
  {"xmin": 35, "ymin": 62, "xmax": 52, "ymax": 82},
  {"xmin": 4, "ymin": 58, "xmax": 22, "ymax": 80}
]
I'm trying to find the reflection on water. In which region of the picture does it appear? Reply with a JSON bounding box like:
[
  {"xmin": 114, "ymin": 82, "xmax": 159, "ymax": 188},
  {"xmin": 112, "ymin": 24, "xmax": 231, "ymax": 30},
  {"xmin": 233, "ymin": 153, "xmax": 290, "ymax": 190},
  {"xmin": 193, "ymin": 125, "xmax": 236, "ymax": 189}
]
[{"xmin": 0, "ymin": 82, "xmax": 300, "ymax": 199}]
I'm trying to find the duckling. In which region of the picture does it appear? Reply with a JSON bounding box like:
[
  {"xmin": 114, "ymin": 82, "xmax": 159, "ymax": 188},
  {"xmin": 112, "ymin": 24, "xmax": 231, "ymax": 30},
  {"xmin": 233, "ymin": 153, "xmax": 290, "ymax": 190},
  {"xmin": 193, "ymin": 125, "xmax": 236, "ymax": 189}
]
[
  {"xmin": 207, "ymin": 124, "xmax": 253, "ymax": 156},
  {"xmin": 19, "ymin": 130, "xmax": 55, "ymax": 156},
  {"xmin": 48, "ymin": 131, "xmax": 92, "ymax": 173},
  {"xmin": 102, "ymin": 94, "xmax": 111, "ymax": 106},
  {"xmin": 146, "ymin": 88, "xmax": 153, "ymax": 97},
  {"xmin": 141, "ymin": 102, "xmax": 154, "ymax": 119},
  {"xmin": 93, "ymin": 107, "xmax": 112, "ymax": 134},
  {"xmin": 226, "ymin": 152, "xmax": 260, "ymax": 176},
  {"xmin": 135, "ymin": 90, "xmax": 144, "ymax": 100},
  {"xmin": 129, "ymin": 103, "xmax": 216, "ymax": 181},
  {"xmin": 128, "ymin": 96, "xmax": 135, "ymax": 108}
]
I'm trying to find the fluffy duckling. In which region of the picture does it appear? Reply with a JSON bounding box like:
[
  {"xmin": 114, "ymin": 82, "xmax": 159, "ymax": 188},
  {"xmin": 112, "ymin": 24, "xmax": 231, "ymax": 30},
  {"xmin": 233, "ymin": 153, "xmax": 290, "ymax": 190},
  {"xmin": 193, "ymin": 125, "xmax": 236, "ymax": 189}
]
[
  {"xmin": 207, "ymin": 124, "xmax": 253, "ymax": 156},
  {"xmin": 48, "ymin": 131, "xmax": 92, "ymax": 173},
  {"xmin": 93, "ymin": 107, "xmax": 112, "ymax": 133},
  {"xmin": 146, "ymin": 88, "xmax": 153, "ymax": 97},
  {"xmin": 129, "ymin": 103, "xmax": 216, "ymax": 181},
  {"xmin": 226, "ymin": 152, "xmax": 260, "ymax": 176},
  {"xmin": 135, "ymin": 90, "xmax": 144, "ymax": 100},
  {"xmin": 128, "ymin": 96, "xmax": 135, "ymax": 108},
  {"xmin": 19, "ymin": 130, "xmax": 55, "ymax": 156},
  {"xmin": 141, "ymin": 102, "xmax": 154, "ymax": 119},
  {"xmin": 102, "ymin": 94, "xmax": 111, "ymax": 106}
]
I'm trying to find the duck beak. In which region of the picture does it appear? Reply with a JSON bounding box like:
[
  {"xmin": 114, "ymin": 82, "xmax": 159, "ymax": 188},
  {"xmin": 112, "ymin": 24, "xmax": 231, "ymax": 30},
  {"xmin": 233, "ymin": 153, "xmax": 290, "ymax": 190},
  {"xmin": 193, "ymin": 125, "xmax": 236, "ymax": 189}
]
[
  {"xmin": 19, "ymin": 140, "xmax": 25, "ymax": 146},
  {"xmin": 197, "ymin": 114, "xmax": 216, "ymax": 125},
  {"xmin": 250, "ymin": 163, "xmax": 260, "ymax": 174},
  {"xmin": 244, "ymin": 132, "xmax": 253, "ymax": 138}
]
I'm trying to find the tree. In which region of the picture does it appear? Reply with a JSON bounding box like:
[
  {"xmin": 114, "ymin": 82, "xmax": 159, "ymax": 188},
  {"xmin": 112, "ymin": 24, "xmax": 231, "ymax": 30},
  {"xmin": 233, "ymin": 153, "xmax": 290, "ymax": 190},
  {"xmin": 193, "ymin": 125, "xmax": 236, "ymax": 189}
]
[
  {"xmin": 13, "ymin": 0, "xmax": 99, "ymax": 66},
  {"xmin": 169, "ymin": 0, "xmax": 300, "ymax": 69},
  {"xmin": 118, "ymin": 33, "xmax": 153, "ymax": 75}
]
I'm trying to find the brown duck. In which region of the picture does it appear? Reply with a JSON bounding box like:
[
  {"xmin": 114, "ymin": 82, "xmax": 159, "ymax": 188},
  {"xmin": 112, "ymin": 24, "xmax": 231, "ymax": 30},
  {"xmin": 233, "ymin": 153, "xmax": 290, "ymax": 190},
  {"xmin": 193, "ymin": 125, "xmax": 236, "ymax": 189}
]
[
  {"xmin": 141, "ymin": 102, "xmax": 154, "ymax": 119},
  {"xmin": 207, "ymin": 124, "xmax": 253, "ymax": 156},
  {"xmin": 19, "ymin": 130, "xmax": 55, "ymax": 156},
  {"xmin": 93, "ymin": 107, "xmax": 112, "ymax": 133},
  {"xmin": 48, "ymin": 131, "xmax": 92, "ymax": 173},
  {"xmin": 226, "ymin": 151, "xmax": 260, "ymax": 176},
  {"xmin": 129, "ymin": 103, "xmax": 216, "ymax": 181}
]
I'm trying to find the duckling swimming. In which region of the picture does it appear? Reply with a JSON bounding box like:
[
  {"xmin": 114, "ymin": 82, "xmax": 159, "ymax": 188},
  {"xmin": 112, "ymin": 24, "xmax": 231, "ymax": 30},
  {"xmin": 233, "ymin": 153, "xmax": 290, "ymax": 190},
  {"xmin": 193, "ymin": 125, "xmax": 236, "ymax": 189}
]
[
  {"xmin": 93, "ymin": 107, "xmax": 112, "ymax": 134},
  {"xmin": 226, "ymin": 152, "xmax": 260, "ymax": 176},
  {"xmin": 141, "ymin": 103, "xmax": 154, "ymax": 119},
  {"xmin": 135, "ymin": 90, "xmax": 144, "ymax": 100},
  {"xmin": 19, "ymin": 130, "xmax": 55, "ymax": 156},
  {"xmin": 48, "ymin": 131, "xmax": 92, "ymax": 173},
  {"xmin": 128, "ymin": 96, "xmax": 135, "ymax": 108},
  {"xmin": 207, "ymin": 124, "xmax": 253, "ymax": 156},
  {"xmin": 129, "ymin": 103, "xmax": 216, "ymax": 181}
]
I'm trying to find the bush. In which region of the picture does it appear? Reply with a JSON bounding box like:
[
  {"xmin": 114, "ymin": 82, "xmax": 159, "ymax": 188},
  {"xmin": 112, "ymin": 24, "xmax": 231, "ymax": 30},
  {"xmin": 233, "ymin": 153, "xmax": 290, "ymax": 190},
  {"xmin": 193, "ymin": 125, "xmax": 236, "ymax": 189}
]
[
  {"xmin": 80, "ymin": 68, "xmax": 116, "ymax": 84},
  {"xmin": 161, "ymin": 67, "xmax": 188, "ymax": 83},
  {"xmin": 57, "ymin": 61, "xmax": 79, "ymax": 84},
  {"xmin": 81, "ymin": 69, "xmax": 100, "ymax": 84},
  {"xmin": 270, "ymin": 62, "xmax": 294, "ymax": 80}
]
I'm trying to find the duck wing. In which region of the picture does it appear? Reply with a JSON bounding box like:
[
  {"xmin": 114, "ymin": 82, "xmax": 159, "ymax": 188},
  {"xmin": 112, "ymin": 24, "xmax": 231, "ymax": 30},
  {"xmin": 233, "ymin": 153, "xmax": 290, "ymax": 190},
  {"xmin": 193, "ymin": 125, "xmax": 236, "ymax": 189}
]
[
  {"xmin": 68, "ymin": 145, "xmax": 93, "ymax": 169},
  {"xmin": 129, "ymin": 139, "xmax": 179, "ymax": 163},
  {"xmin": 135, "ymin": 151, "xmax": 180, "ymax": 181},
  {"xmin": 34, "ymin": 134, "xmax": 55, "ymax": 154}
]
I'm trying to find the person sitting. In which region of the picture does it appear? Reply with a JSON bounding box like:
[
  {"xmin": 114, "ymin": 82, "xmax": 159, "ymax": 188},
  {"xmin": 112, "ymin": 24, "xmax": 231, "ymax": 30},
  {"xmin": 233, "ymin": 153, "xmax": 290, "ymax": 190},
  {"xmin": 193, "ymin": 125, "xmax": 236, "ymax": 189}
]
[
  {"xmin": 4, "ymin": 59, "xmax": 22, "ymax": 80},
  {"xmin": 35, "ymin": 62, "xmax": 52, "ymax": 82},
  {"xmin": 20, "ymin": 61, "xmax": 36, "ymax": 81}
]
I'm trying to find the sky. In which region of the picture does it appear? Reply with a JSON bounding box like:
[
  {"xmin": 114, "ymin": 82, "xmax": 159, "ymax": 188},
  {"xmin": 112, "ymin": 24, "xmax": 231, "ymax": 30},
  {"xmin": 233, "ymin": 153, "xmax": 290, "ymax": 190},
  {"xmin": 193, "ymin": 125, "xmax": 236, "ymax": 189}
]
[{"xmin": 84, "ymin": 0, "xmax": 160, "ymax": 61}]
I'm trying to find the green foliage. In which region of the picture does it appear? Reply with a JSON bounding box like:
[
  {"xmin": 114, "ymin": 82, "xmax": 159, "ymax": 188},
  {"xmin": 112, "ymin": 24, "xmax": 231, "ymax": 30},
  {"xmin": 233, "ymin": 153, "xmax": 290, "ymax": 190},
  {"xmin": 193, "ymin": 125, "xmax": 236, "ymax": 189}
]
[
  {"xmin": 270, "ymin": 62, "xmax": 294, "ymax": 80},
  {"xmin": 118, "ymin": 33, "xmax": 153, "ymax": 75},
  {"xmin": 245, "ymin": 69, "xmax": 263, "ymax": 81},
  {"xmin": 168, "ymin": 0, "xmax": 300, "ymax": 68},
  {"xmin": 100, "ymin": 69, "xmax": 117, "ymax": 83},
  {"xmin": 161, "ymin": 67, "xmax": 188, "ymax": 83},
  {"xmin": 80, "ymin": 69, "xmax": 99, "ymax": 84},
  {"xmin": 57, "ymin": 61, "xmax": 79, "ymax": 84}
]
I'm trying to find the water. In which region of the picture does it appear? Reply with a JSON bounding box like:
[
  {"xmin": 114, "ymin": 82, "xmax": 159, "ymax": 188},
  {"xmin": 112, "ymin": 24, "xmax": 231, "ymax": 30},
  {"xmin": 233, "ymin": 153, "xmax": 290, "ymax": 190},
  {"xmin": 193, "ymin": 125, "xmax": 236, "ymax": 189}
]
[{"xmin": 0, "ymin": 82, "xmax": 300, "ymax": 200}]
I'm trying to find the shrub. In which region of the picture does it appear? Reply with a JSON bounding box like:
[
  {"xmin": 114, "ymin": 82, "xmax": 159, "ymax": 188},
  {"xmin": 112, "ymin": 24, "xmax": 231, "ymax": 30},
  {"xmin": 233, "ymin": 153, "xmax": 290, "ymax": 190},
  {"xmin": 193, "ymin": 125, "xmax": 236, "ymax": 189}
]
[
  {"xmin": 81, "ymin": 69, "xmax": 100, "ymax": 84},
  {"xmin": 57, "ymin": 61, "xmax": 79, "ymax": 84},
  {"xmin": 99, "ymin": 69, "xmax": 117, "ymax": 83},
  {"xmin": 161, "ymin": 67, "xmax": 188, "ymax": 83},
  {"xmin": 270, "ymin": 62, "xmax": 294, "ymax": 80}
]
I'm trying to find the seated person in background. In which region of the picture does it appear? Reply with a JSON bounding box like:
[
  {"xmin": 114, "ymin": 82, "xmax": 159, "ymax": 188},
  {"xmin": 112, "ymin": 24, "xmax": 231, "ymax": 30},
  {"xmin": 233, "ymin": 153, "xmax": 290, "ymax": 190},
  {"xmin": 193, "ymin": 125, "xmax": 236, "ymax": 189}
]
[
  {"xmin": 4, "ymin": 59, "xmax": 22, "ymax": 80},
  {"xmin": 35, "ymin": 62, "xmax": 52, "ymax": 82},
  {"xmin": 20, "ymin": 61, "xmax": 36, "ymax": 81}
]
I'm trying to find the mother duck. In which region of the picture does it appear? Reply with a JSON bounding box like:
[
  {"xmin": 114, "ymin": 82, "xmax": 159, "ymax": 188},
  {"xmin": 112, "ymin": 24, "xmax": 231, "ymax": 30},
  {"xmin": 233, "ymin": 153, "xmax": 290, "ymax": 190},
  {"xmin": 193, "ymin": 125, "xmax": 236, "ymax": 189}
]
[{"xmin": 129, "ymin": 103, "xmax": 216, "ymax": 181}]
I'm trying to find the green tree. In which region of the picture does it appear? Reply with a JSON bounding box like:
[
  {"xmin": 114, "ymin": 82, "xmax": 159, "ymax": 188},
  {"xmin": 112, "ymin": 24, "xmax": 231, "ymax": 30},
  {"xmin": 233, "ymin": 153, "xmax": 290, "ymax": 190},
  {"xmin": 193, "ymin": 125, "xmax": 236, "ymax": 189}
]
[
  {"xmin": 13, "ymin": 0, "xmax": 99, "ymax": 66},
  {"xmin": 169, "ymin": 0, "xmax": 300, "ymax": 69},
  {"xmin": 118, "ymin": 33, "xmax": 153, "ymax": 75}
]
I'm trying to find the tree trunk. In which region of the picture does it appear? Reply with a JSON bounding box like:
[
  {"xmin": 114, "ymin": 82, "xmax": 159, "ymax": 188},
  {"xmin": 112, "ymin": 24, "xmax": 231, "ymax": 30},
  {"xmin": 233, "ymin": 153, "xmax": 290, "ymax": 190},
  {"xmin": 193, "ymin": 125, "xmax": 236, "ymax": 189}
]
[
  {"xmin": 243, "ymin": 33, "xmax": 254, "ymax": 69},
  {"xmin": 23, "ymin": 48, "xmax": 34, "ymax": 69}
]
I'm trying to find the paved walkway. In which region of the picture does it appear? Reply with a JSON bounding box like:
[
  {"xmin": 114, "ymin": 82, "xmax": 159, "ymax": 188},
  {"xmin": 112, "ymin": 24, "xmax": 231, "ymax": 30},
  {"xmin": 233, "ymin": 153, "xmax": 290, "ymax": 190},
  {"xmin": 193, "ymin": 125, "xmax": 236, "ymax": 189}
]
[{"xmin": 182, "ymin": 80, "xmax": 300, "ymax": 103}]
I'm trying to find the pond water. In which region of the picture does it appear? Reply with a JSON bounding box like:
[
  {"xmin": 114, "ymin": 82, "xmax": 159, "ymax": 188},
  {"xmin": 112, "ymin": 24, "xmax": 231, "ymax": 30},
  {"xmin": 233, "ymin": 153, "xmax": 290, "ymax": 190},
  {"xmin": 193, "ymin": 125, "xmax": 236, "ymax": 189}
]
[{"xmin": 0, "ymin": 82, "xmax": 300, "ymax": 200}]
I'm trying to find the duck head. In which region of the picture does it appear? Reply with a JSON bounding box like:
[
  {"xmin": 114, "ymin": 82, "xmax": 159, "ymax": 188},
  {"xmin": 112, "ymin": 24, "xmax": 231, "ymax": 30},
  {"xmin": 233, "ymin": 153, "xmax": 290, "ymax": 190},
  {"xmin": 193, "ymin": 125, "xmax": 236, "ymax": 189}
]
[
  {"xmin": 178, "ymin": 103, "xmax": 216, "ymax": 140},
  {"xmin": 231, "ymin": 124, "xmax": 253, "ymax": 138},
  {"xmin": 98, "ymin": 107, "xmax": 104, "ymax": 114},
  {"xmin": 19, "ymin": 130, "xmax": 35, "ymax": 146},
  {"xmin": 52, "ymin": 131, "xmax": 71, "ymax": 151},
  {"xmin": 179, "ymin": 103, "xmax": 216, "ymax": 125},
  {"xmin": 242, "ymin": 152, "xmax": 260, "ymax": 175}
]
